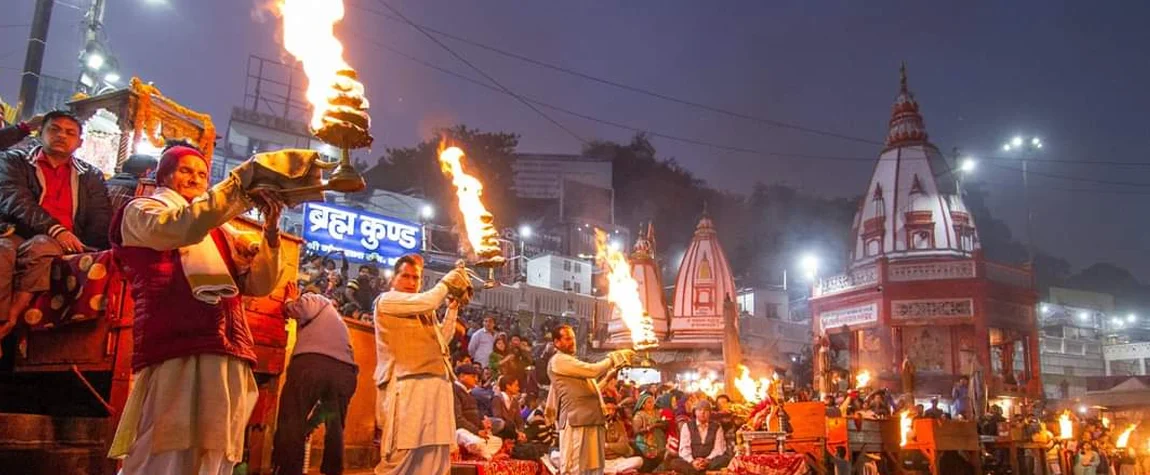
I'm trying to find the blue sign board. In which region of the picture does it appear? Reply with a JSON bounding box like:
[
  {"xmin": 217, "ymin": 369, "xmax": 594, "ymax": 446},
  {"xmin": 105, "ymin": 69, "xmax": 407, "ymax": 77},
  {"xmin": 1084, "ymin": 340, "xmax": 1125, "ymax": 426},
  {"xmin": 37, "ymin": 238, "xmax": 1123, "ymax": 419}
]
[{"xmin": 302, "ymin": 202, "xmax": 423, "ymax": 265}]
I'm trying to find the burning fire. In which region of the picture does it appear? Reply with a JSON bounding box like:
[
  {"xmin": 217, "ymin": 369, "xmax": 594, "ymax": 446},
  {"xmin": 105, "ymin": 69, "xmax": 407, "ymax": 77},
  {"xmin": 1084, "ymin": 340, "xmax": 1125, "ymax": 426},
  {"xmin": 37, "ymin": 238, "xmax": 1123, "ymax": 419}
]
[
  {"xmin": 733, "ymin": 365, "xmax": 772, "ymax": 404},
  {"xmin": 595, "ymin": 229, "xmax": 658, "ymax": 349},
  {"xmin": 437, "ymin": 146, "xmax": 501, "ymax": 261},
  {"xmin": 855, "ymin": 370, "xmax": 872, "ymax": 389},
  {"xmin": 899, "ymin": 410, "xmax": 914, "ymax": 447},
  {"xmin": 1102, "ymin": 416, "xmax": 1111, "ymax": 429},
  {"xmin": 1058, "ymin": 410, "xmax": 1074, "ymax": 440},
  {"xmin": 1117, "ymin": 423, "xmax": 1138, "ymax": 448},
  {"xmin": 278, "ymin": 0, "xmax": 364, "ymax": 131}
]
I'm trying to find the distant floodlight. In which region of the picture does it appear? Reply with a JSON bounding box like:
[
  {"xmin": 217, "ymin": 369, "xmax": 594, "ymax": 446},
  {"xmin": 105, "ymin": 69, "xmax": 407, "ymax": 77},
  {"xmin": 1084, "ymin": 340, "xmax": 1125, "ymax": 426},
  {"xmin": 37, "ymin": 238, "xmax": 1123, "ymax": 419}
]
[
  {"xmin": 86, "ymin": 53, "xmax": 105, "ymax": 70},
  {"xmin": 1002, "ymin": 144, "xmax": 1012, "ymax": 152},
  {"xmin": 519, "ymin": 225, "xmax": 533, "ymax": 239},
  {"xmin": 420, "ymin": 205, "xmax": 434, "ymax": 220},
  {"xmin": 1012, "ymin": 136, "xmax": 1023, "ymax": 147},
  {"xmin": 960, "ymin": 158, "xmax": 976, "ymax": 173},
  {"xmin": 1079, "ymin": 311, "xmax": 1090, "ymax": 321},
  {"xmin": 1128, "ymin": 313, "xmax": 1138, "ymax": 323},
  {"xmin": 1031, "ymin": 137, "xmax": 1041, "ymax": 146}
]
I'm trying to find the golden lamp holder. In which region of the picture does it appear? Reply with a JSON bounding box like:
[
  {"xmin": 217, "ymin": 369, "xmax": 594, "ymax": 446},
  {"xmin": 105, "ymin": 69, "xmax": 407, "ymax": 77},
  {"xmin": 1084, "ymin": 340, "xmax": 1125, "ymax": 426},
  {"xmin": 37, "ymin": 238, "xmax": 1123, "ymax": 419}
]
[{"xmin": 271, "ymin": 117, "xmax": 370, "ymax": 202}]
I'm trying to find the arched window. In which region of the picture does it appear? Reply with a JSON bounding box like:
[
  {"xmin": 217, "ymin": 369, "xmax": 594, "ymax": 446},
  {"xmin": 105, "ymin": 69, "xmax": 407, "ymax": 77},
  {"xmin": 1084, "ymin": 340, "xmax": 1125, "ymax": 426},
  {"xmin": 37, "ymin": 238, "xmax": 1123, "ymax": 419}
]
[{"xmin": 911, "ymin": 230, "xmax": 933, "ymax": 249}]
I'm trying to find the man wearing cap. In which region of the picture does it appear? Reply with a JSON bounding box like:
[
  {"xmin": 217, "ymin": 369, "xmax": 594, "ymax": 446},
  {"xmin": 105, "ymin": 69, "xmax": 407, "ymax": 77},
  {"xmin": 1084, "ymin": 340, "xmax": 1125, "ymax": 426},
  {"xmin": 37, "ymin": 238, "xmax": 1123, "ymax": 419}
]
[
  {"xmin": 667, "ymin": 399, "xmax": 730, "ymax": 474},
  {"xmin": 545, "ymin": 325, "xmax": 634, "ymax": 475},
  {"xmin": 0, "ymin": 110, "xmax": 111, "ymax": 352},
  {"xmin": 453, "ymin": 363, "xmax": 504, "ymax": 460},
  {"xmin": 272, "ymin": 292, "xmax": 359, "ymax": 475},
  {"xmin": 106, "ymin": 142, "xmax": 300, "ymax": 473},
  {"xmin": 373, "ymin": 254, "xmax": 472, "ymax": 475}
]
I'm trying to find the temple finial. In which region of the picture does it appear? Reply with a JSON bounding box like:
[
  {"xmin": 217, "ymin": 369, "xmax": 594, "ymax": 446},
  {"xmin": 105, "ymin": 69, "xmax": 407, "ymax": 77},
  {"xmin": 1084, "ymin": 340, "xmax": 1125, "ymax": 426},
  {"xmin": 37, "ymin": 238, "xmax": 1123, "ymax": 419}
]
[{"xmin": 900, "ymin": 61, "xmax": 908, "ymax": 93}]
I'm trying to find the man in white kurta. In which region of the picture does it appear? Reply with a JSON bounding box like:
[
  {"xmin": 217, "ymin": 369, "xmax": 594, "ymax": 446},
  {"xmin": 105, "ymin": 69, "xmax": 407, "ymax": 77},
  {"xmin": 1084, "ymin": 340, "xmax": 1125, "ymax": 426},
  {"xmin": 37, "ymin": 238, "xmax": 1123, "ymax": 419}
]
[
  {"xmin": 373, "ymin": 255, "xmax": 471, "ymax": 475},
  {"xmin": 546, "ymin": 325, "xmax": 633, "ymax": 475},
  {"xmin": 108, "ymin": 145, "xmax": 287, "ymax": 475}
]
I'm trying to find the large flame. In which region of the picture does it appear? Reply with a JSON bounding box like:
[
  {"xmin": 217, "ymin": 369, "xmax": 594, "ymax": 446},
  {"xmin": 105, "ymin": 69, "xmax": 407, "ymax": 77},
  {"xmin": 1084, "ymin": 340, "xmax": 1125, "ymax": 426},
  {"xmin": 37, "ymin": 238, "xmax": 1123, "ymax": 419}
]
[
  {"xmin": 733, "ymin": 365, "xmax": 772, "ymax": 404},
  {"xmin": 438, "ymin": 146, "xmax": 500, "ymax": 259},
  {"xmin": 1117, "ymin": 423, "xmax": 1138, "ymax": 448},
  {"xmin": 278, "ymin": 0, "xmax": 353, "ymax": 130},
  {"xmin": 855, "ymin": 369, "xmax": 872, "ymax": 389},
  {"xmin": 1058, "ymin": 411, "xmax": 1074, "ymax": 440},
  {"xmin": 595, "ymin": 229, "xmax": 658, "ymax": 349},
  {"xmin": 899, "ymin": 410, "xmax": 914, "ymax": 447}
]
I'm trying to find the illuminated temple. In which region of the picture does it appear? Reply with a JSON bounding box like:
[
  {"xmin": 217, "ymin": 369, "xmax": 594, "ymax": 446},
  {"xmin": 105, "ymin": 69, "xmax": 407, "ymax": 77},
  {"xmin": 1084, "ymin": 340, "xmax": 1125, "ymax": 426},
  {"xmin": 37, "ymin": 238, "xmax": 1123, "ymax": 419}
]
[{"xmin": 810, "ymin": 65, "xmax": 1042, "ymax": 400}]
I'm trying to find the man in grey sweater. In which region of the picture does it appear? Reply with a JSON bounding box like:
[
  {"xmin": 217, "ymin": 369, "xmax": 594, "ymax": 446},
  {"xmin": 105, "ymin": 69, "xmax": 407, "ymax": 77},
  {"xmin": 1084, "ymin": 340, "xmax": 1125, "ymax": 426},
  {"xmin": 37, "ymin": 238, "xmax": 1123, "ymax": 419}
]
[{"xmin": 272, "ymin": 293, "xmax": 359, "ymax": 475}]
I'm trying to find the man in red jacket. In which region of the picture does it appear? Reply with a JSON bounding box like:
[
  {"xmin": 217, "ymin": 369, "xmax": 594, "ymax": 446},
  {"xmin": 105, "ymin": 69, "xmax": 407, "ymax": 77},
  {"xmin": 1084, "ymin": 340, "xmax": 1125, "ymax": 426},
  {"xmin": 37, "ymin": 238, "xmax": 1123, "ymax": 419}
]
[{"xmin": 106, "ymin": 143, "xmax": 303, "ymax": 474}]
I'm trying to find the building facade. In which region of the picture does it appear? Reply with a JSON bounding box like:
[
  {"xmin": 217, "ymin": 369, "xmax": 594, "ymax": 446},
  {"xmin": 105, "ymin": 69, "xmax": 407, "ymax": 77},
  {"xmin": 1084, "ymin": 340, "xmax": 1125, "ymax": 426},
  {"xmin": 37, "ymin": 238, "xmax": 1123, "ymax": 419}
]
[{"xmin": 526, "ymin": 254, "xmax": 593, "ymax": 295}]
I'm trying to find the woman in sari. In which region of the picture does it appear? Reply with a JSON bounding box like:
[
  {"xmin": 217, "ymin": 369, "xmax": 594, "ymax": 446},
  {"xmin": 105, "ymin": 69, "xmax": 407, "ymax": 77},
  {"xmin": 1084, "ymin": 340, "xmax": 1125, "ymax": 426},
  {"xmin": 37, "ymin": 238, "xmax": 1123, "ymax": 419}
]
[{"xmin": 632, "ymin": 392, "xmax": 666, "ymax": 472}]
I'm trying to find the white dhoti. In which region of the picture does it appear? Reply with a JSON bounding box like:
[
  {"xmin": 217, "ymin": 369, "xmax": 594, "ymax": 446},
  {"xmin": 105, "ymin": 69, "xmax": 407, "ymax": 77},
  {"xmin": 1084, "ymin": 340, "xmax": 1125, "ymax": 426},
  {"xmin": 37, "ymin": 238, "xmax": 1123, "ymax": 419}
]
[
  {"xmin": 375, "ymin": 375, "xmax": 454, "ymax": 475},
  {"xmin": 109, "ymin": 354, "xmax": 258, "ymax": 475},
  {"xmin": 604, "ymin": 456, "xmax": 643, "ymax": 474},
  {"xmin": 558, "ymin": 425, "xmax": 606, "ymax": 475},
  {"xmin": 455, "ymin": 429, "xmax": 503, "ymax": 460}
]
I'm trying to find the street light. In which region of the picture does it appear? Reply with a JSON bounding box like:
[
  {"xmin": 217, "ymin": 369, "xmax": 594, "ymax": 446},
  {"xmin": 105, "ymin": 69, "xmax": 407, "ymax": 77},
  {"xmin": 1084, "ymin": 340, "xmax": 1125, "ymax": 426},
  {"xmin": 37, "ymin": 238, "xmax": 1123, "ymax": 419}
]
[
  {"xmin": 799, "ymin": 253, "xmax": 820, "ymax": 281},
  {"xmin": 1079, "ymin": 311, "xmax": 1090, "ymax": 321},
  {"xmin": 1128, "ymin": 313, "xmax": 1138, "ymax": 323},
  {"xmin": 959, "ymin": 157, "xmax": 976, "ymax": 174},
  {"xmin": 420, "ymin": 204, "xmax": 434, "ymax": 220},
  {"xmin": 1001, "ymin": 135, "xmax": 1043, "ymax": 267},
  {"xmin": 85, "ymin": 53, "xmax": 105, "ymax": 70},
  {"xmin": 519, "ymin": 225, "xmax": 532, "ymax": 239}
]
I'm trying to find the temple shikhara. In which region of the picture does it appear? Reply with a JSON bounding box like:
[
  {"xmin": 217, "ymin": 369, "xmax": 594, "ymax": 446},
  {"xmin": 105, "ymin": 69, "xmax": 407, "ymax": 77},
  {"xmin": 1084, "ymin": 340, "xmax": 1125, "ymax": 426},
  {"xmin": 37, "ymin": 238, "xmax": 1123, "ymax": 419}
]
[
  {"xmin": 811, "ymin": 65, "xmax": 1041, "ymax": 402},
  {"xmin": 597, "ymin": 212, "xmax": 743, "ymax": 387},
  {"xmin": 670, "ymin": 213, "xmax": 737, "ymax": 346}
]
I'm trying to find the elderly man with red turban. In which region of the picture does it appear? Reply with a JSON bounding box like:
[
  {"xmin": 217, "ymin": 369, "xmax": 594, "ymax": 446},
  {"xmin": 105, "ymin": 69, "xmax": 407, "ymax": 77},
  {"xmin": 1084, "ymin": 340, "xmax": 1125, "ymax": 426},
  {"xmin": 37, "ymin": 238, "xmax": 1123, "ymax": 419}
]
[{"xmin": 107, "ymin": 142, "xmax": 305, "ymax": 474}]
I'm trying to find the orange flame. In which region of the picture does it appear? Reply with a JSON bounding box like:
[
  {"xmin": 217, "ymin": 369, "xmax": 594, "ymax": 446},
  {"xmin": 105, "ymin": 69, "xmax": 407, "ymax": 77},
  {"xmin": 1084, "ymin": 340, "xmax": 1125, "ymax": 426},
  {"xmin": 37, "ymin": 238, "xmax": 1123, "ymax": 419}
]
[
  {"xmin": 733, "ymin": 365, "xmax": 772, "ymax": 404},
  {"xmin": 438, "ymin": 146, "xmax": 500, "ymax": 259},
  {"xmin": 855, "ymin": 370, "xmax": 872, "ymax": 389},
  {"xmin": 899, "ymin": 410, "xmax": 914, "ymax": 447},
  {"xmin": 1117, "ymin": 423, "xmax": 1138, "ymax": 448},
  {"xmin": 1102, "ymin": 416, "xmax": 1111, "ymax": 429},
  {"xmin": 1058, "ymin": 410, "xmax": 1074, "ymax": 440},
  {"xmin": 595, "ymin": 229, "xmax": 658, "ymax": 349},
  {"xmin": 277, "ymin": 0, "xmax": 358, "ymax": 130}
]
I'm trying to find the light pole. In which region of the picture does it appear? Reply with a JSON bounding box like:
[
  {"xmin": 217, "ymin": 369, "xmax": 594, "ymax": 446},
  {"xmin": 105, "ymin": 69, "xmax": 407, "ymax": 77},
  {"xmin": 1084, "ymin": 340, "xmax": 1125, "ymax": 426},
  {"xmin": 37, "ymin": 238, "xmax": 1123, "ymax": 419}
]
[
  {"xmin": 419, "ymin": 204, "xmax": 434, "ymax": 251},
  {"xmin": 1002, "ymin": 136, "xmax": 1043, "ymax": 268},
  {"xmin": 517, "ymin": 225, "xmax": 533, "ymax": 281}
]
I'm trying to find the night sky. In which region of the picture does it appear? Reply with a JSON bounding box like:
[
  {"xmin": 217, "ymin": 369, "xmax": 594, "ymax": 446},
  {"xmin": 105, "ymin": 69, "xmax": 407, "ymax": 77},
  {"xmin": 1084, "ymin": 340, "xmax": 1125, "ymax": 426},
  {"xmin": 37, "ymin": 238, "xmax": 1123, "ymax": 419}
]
[{"xmin": 3, "ymin": 0, "xmax": 1148, "ymax": 280}]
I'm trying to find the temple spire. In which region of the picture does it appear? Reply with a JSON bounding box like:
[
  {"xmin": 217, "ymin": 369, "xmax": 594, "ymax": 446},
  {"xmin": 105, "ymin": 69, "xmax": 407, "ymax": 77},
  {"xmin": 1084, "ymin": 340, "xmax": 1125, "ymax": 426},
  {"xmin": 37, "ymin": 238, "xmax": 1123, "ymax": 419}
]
[{"xmin": 885, "ymin": 62, "xmax": 929, "ymax": 148}]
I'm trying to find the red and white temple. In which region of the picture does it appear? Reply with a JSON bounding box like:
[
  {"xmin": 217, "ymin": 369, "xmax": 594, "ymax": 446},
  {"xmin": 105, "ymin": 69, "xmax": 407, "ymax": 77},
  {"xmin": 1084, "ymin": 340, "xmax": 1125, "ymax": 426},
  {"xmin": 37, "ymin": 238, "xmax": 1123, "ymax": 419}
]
[
  {"xmin": 669, "ymin": 213, "xmax": 736, "ymax": 347},
  {"xmin": 810, "ymin": 64, "xmax": 1041, "ymax": 400}
]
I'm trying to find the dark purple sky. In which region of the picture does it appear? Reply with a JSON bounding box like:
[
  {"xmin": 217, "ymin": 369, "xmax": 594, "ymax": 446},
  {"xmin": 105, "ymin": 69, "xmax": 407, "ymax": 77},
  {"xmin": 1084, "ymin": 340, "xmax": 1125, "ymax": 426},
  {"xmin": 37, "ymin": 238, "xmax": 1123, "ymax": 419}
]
[{"xmin": 4, "ymin": 0, "xmax": 1149, "ymax": 281}]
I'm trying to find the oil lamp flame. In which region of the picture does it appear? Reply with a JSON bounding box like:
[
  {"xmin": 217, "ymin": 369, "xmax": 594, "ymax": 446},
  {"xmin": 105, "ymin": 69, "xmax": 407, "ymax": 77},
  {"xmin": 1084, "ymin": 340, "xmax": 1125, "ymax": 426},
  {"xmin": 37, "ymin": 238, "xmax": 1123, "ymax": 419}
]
[
  {"xmin": 1117, "ymin": 423, "xmax": 1138, "ymax": 448},
  {"xmin": 899, "ymin": 410, "xmax": 914, "ymax": 447},
  {"xmin": 595, "ymin": 229, "xmax": 658, "ymax": 350},
  {"xmin": 1058, "ymin": 411, "xmax": 1074, "ymax": 440},
  {"xmin": 437, "ymin": 146, "xmax": 501, "ymax": 262},
  {"xmin": 278, "ymin": 0, "xmax": 353, "ymax": 131},
  {"xmin": 855, "ymin": 370, "xmax": 872, "ymax": 389}
]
